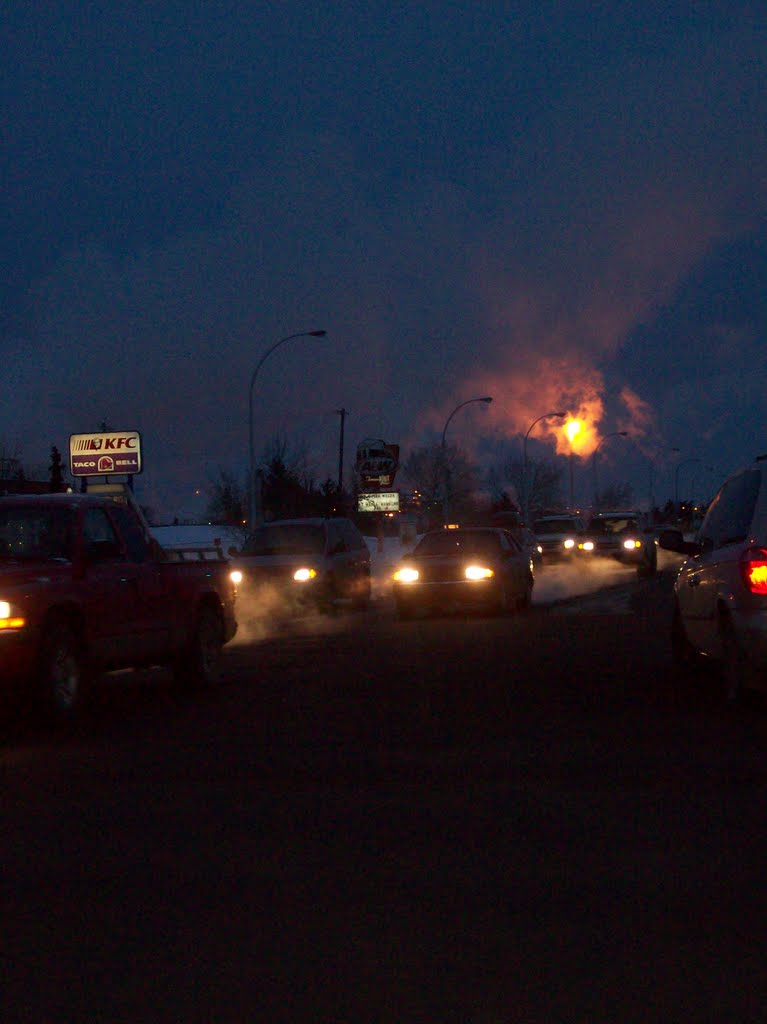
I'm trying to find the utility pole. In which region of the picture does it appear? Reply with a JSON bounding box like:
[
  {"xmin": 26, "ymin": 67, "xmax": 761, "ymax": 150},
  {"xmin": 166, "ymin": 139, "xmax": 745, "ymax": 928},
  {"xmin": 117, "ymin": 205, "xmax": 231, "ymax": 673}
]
[{"xmin": 335, "ymin": 408, "xmax": 349, "ymax": 493}]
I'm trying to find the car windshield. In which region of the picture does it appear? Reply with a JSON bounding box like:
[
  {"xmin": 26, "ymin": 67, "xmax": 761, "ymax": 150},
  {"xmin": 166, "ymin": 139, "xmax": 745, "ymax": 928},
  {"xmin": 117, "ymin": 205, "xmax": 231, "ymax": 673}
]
[
  {"xmin": 415, "ymin": 531, "xmax": 502, "ymax": 557},
  {"xmin": 242, "ymin": 523, "xmax": 325, "ymax": 556},
  {"xmin": 590, "ymin": 517, "xmax": 637, "ymax": 535},
  {"xmin": 534, "ymin": 519, "xmax": 578, "ymax": 535},
  {"xmin": 0, "ymin": 505, "xmax": 75, "ymax": 561}
]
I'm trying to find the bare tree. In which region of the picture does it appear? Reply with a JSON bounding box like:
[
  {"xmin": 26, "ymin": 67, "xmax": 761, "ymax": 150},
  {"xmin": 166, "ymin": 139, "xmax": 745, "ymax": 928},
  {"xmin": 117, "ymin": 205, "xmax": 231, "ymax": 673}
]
[
  {"xmin": 489, "ymin": 455, "xmax": 564, "ymax": 520},
  {"xmin": 400, "ymin": 443, "xmax": 481, "ymax": 519},
  {"xmin": 205, "ymin": 468, "xmax": 247, "ymax": 526},
  {"xmin": 595, "ymin": 482, "xmax": 634, "ymax": 510}
]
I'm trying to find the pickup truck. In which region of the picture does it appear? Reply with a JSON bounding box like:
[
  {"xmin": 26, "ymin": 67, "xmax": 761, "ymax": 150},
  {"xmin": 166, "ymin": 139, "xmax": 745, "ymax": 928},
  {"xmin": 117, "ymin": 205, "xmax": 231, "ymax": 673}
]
[{"xmin": 0, "ymin": 492, "xmax": 237, "ymax": 716}]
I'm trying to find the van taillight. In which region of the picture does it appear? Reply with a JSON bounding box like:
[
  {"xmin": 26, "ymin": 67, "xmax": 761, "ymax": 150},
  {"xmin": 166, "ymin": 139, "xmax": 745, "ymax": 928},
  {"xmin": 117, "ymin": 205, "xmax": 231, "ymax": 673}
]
[{"xmin": 740, "ymin": 547, "xmax": 767, "ymax": 594}]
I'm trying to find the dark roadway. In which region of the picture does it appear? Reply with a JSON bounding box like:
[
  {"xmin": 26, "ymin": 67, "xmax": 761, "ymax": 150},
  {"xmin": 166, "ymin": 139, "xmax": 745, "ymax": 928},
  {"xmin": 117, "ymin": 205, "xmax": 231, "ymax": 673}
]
[{"xmin": 4, "ymin": 569, "xmax": 767, "ymax": 1022}]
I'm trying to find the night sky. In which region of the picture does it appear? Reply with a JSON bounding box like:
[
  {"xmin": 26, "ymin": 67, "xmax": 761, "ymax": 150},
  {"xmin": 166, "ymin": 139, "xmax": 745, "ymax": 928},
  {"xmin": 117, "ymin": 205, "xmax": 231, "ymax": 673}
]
[{"xmin": 3, "ymin": 4, "xmax": 766, "ymax": 516}]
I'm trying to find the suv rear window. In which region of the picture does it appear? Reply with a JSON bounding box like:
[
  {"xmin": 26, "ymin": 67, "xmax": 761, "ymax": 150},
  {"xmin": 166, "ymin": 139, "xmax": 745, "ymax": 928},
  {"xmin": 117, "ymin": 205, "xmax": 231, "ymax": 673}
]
[
  {"xmin": 243, "ymin": 524, "xmax": 325, "ymax": 555},
  {"xmin": 699, "ymin": 469, "xmax": 761, "ymax": 548}
]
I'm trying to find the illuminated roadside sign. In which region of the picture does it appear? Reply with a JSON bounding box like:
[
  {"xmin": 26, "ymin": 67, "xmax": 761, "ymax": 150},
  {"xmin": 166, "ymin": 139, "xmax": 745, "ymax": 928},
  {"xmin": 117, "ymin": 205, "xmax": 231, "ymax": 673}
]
[
  {"xmin": 355, "ymin": 439, "xmax": 400, "ymax": 489},
  {"xmin": 69, "ymin": 431, "xmax": 142, "ymax": 477},
  {"xmin": 358, "ymin": 491, "xmax": 400, "ymax": 513}
]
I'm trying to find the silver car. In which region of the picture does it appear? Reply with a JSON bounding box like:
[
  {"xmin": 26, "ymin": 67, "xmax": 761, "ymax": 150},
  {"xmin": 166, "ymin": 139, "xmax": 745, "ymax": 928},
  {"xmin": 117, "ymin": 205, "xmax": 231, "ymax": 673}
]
[
  {"xmin": 659, "ymin": 457, "xmax": 767, "ymax": 700},
  {"xmin": 229, "ymin": 517, "xmax": 371, "ymax": 613}
]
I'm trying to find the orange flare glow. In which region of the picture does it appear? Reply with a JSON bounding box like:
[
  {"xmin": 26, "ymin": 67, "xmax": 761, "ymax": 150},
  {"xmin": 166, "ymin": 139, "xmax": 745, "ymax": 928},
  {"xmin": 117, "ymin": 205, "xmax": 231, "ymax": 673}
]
[{"xmin": 565, "ymin": 419, "xmax": 583, "ymax": 444}]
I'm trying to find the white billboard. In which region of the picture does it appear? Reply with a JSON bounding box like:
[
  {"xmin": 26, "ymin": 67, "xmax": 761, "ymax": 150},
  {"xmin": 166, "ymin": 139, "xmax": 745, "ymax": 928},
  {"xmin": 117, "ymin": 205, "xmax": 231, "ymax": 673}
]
[{"xmin": 358, "ymin": 491, "xmax": 400, "ymax": 512}]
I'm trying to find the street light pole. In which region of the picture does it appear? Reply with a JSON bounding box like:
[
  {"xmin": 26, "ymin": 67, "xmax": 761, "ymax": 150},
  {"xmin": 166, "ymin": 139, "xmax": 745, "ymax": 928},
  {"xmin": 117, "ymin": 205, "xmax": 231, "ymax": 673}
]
[
  {"xmin": 674, "ymin": 457, "xmax": 701, "ymax": 509},
  {"xmin": 591, "ymin": 431, "xmax": 629, "ymax": 510},
  {"xmin": 440, "ymin": 396, "xmax": 493, "ymax": 523},
  {"xmin": 523, "ymin": 411, "xmax": 566, "ymax": 526},
  {"xmin": 248, "ymin": 329, "xmax": 326, "ymax": 528},
  {"xmin": 647, "ymin": 445, "xmax": 680, "ymax": 514}
]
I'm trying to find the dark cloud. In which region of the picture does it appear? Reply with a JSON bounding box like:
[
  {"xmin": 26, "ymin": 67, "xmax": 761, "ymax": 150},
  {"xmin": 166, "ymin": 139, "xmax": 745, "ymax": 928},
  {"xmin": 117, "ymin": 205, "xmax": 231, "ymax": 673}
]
[{"xmin": 2, "ymin": 4, "xmax": 766, "ymax": 511}]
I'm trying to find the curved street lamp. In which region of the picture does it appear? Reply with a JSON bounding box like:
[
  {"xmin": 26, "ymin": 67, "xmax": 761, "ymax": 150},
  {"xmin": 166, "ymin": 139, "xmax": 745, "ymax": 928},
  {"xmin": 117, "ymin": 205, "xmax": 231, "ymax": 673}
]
[
  {"xmin": 440, "ymin": 396, "xmax": 493, "ymax": 522},
  {"xmin": 648, "ymin": 444, "xmax": 680, "ymax": 514},
  {"xmin": 523, "ymin": 411, "xmax": 566, "ymax": 525},
  {"xmin": 248, "ymin": 329, "xmax": 327, "ymax": 527},
  {"xmin": 674, "ymin": 457, "xmax": 701, "ymax": 508},
  {"xmin": 592, "ymin": 431, "xmax": 629, "ymax": 509}
]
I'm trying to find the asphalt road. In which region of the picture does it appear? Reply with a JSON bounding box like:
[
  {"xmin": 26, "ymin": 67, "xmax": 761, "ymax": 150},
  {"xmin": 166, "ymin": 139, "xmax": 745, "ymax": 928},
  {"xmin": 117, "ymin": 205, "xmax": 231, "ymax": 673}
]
[{"xmin": 4, "ymin": 566, "xmax": 767, "ymax": 1022}]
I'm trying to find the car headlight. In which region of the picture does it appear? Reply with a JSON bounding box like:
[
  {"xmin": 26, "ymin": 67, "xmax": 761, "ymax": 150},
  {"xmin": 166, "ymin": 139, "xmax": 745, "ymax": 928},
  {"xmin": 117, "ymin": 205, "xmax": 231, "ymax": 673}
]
[
  {"xmin": 229, "ymin": 569, "xmax": 243, "ymax": 585},
  {"xmin": 465, "ymin": 565, "xmax": 494, "ymax": 581},
  {"xmin": 293, "ymin": 567, "xmax": 318, "ymax": 582},
  {"xmin": 563, "ymin": 538, "xmax": 575, "ymax": 550},
  {"xmin": 579, "ymin": 540, "xmax": 594, "ymax": 552},
  {"xmin": 623, "ymin": 539, "xmax": 640, "ymax": 550},
  {"xmin": 0, "ymin": 600, "xmax": 25, "ymax": 630},
  {"xmin": 393, "ymin": 567, "xmax": 419, "ymax": 584}
]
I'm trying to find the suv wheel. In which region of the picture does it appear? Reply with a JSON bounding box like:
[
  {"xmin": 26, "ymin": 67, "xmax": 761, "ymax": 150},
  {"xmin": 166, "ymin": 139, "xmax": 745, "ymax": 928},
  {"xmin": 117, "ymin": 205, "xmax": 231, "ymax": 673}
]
[
  {"xmin": 175, "ymin": 605, "xmax": 224, "ymax": 689},
  {"xmin": 38, "ymin": 621, "xmax": 89, "ymax": 718}
]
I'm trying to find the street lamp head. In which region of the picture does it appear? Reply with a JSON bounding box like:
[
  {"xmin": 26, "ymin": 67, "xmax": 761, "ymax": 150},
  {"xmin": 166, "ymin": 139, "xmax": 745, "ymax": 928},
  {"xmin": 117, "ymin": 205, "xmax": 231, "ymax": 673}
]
[
  {"xmin": 480, "ymin": 396, "xmax": 493, "ymax": 404},
  {"xmin": 308, "ymin": 330, "xmax": 327, "ymax": 337},
  {"xmin": 552, "ymin": 411, "xmax": 566, "ymax": 418}
]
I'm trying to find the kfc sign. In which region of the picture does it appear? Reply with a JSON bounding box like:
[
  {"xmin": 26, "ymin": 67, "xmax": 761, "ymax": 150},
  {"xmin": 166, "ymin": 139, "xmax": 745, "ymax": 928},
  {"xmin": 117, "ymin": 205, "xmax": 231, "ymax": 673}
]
[{"xmin": 69, "ymin": 431, "xmax": 142, "ymax": 477}]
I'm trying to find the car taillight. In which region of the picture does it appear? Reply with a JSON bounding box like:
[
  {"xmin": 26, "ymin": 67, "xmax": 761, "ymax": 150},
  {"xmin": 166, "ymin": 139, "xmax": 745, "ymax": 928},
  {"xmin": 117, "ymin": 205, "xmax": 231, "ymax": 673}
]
[{"xmin": 740, "ymin": 547, "xmax": 767, "ymax": 595}]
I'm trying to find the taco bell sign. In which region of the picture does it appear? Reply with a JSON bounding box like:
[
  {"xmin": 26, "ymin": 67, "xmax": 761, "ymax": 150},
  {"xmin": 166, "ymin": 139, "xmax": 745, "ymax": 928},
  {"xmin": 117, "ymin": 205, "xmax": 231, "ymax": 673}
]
[{"xmin": 69, "ymin": 431, "xmax": 142, "ymax": 477}]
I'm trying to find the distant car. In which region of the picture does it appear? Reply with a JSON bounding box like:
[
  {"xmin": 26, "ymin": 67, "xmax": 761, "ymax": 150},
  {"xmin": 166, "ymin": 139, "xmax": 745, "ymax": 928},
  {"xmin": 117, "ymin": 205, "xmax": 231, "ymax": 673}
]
[
  {"xmin": 391, "ymin": 526, "xmax": 534, "ymax": 619},
  {"xmin": 658, "ymin": 457, "xmax": 767, "ymax": 701},
  {"xmin": 578, "ymin": 511, "xmax": 657, "ymax": 576},
  {"xmin": 229, "ymin": 517, "xmax": 371, "ymax": 613},
  {"xmin": 532, "ymin": 515, "xmax": 587, "ymax": 562}
]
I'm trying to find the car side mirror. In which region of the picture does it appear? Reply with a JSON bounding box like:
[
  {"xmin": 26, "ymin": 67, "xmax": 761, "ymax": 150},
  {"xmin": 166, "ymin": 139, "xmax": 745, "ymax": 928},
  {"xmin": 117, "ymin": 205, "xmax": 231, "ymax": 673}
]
[{"xmin": 658, "ymin": 528, "xmax": 701, "ymax": 556}]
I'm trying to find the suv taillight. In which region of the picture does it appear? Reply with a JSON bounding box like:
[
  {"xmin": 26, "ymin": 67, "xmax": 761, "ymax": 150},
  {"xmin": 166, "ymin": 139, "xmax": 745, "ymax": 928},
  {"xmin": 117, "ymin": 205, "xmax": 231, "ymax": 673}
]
[{"xmin": 740, "ymin": 547, "xmax": 767, "ymax": 594}]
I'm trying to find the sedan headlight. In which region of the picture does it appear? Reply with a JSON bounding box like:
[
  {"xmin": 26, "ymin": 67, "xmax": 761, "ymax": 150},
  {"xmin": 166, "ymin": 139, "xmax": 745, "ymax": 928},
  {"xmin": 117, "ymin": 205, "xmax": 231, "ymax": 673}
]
[
  {"xmin": 579, "ymin": 540, "xmax": 594, "ymax": 552},
  {"xmin": 0, "ymin": 600, "xmax": 25, "ymax": 630},
  {"xmin": 623, "ymin": 539, "xmax": 641, "ymax": 550},
  {"xmin": 293, "ymin": 567, "xmax": 318, "ymax": 582},
  {"xmin": 563, "ymin": 538, "xmax": 575, "ymax": 550},
  {"xmin": 465, "ymin": 565, "xmax": 494, "ymax": 581},
  {"xmin": 393, "ymin": 567, "xmax": 419, "ymax": 584}
]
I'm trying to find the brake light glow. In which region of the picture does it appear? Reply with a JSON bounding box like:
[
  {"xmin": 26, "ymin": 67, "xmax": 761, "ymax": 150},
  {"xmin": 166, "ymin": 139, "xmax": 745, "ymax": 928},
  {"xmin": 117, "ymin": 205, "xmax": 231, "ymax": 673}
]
[
  {"xmin": 465, "ymin": 565, "xmax": 493, "ymax": 580},
  {"xmin": 741, "ymin": 547, "xmax": 767, "ymax": 595},
  {"xmin": 0, "ymin": 601, "xmax": 25, "ymax": 630}
]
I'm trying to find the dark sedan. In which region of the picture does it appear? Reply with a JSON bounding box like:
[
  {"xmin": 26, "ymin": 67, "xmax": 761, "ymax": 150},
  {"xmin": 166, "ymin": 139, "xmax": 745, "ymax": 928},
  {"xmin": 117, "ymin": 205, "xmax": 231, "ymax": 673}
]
[{"xmin": 391, "ymin": 526, "xmax": 534, "ymax": 619}]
